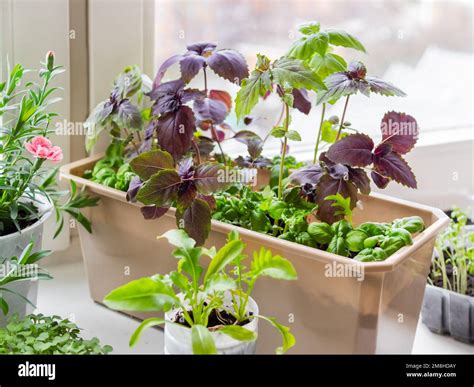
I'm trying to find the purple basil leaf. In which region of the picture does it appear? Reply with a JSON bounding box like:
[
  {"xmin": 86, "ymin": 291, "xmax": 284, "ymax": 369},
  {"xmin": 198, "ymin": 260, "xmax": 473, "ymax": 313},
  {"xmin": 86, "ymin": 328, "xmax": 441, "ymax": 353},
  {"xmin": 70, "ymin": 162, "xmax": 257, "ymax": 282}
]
[
  {"xmin": 176, "ymin": 198, "xmax": 211, "ymax": 246},
  {"xmin": 380, "ymin": 111, "xmax": 418, "ymax": 154},
  {"xmin": 292, "ymin": 88, "xmax": 312, "ymax": 115},
  {"xmin": 315, "ymin": 174, "xmax": 358, "ymax": 223},
  {"xmin": 149, "ymin": 79, "xmax": 185, "ymax": 114},
  {"xmin": 193, "ymin": 97, "xmax": 228, "ymax": 125},
  {"xmin": 317, "ymin": 72, "xmax": 369, "ymax": 104},
  {"xmin": 177, "ymin": 157, "xmax": 194, "ymax": 179},
  {"xmin": 152, "ymin": 54, "xmax": 183, "ymax": 88},
  {"xmin": 194, "ymin": 162, "xmax": 228, "ymax": 194},
  {"xmin": 97, "ymin": 100, "xmax": 115, "ymax": 123},
  {"xmin": 289, "ymin": 164, "xmax": 324, "ymax": 186},
  {"xmin": 209, "ymin": 90, "xmax": 232, "ymax": 111},
  {"xmin": 180, "ymin": 55, "xmax": 206, "ymax": 83},
  {"xmin": 349, "ymin": 168, "xmax": 371, "ymax": 195},
  {"xmin": 213, "ymin": 129, "xmax": 226, "ymax": 143},
  {"xmin": 195, "ymin": 136, "xmax": 215, "ymax": 157},
  {"xmin": 366, "ymin": 77, "xmax": 406, "ymax": 97},
  {"xmin": 139, "ymin": 120, "xmax": 156, "ymax": 153},
  {"xmin": 177, "ymin": 182, "xmax": 198, "ymax": 209},
  {"xmin": 116, "ymin": 99, "xmax": 142, "ymax": 129},
  {"xmin": 233, "ymin": 130, "xmax": 263, "ymax": 159},
  {"xmin": 141, "ymin": 205, "xmax": 169, "ymax": 220},
  {"xmin": 319, "ymin": 151, "xmax": 334, "ymax": 166},
  {"xmin": 130, "ymin": 149, "xmax": 175, "ymax": 181},
  {"xmin": 326, "ymin": 133, "xmax": 374, "ymax": 167},
  {"xmin": 136, "ymin": 169, "xmax": 181, "ymax": 206},
  {"xmin": 207, "ymin": 49, "xmax": 249, "ymax": 85},
  {"xmin": 233, "ymin": 130, "xmax": 262, "ymax": 145},
  {"xmin": 156, "ymin": 105, "xmax": 196, "ymax": 161},
  {"xmin": 347, "ymin": 61, "xmax": 367, "ymax": 78},
  {"xmin": 374, "ymin": 151, "xmax": 417, "ymax": 188},
  {"xmin": 371, "ymin": 170, "xmax": 390, "ymax": 189},
  {"xmin": 327, "ymin": 163, "xmax": 349, "ymax": 180},
  {"xmin": 374, "ymin": 142, "xmax": 392, "ymax": 157},
  {"xmin": 197, "ymin": 194, "xmax": 216, "ymax": 211},
  {"xmin": 247, "ymin": 138, "xmax": 264, "ymax": 159},
  {"xmin": 186, "ymin": 42, "xmax": 217, "ymax": 56},
  {"xmin": 126, "ymin": 175, "xmax": 143, "ymax": 202}
]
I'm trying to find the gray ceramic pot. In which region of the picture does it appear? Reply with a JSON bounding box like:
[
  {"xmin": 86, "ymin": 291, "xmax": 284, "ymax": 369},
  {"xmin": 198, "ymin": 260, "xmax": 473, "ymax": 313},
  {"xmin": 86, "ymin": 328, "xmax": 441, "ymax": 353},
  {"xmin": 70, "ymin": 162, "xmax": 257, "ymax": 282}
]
[
  {"xmin": 422, "ymin": 284, "xmax": 474, "ymax": 343},
  {"xmin": 0, "ymin": 198, "xmax": 52, "ymax": 326}
]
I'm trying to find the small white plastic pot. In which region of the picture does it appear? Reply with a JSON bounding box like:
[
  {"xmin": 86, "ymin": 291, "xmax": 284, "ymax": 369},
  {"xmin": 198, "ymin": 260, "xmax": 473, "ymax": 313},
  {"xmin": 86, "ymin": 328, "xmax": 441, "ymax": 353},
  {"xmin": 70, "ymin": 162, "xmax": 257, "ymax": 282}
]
[{"xmin": 164, "ymin": 296, "xmax": 259, "ymax": 355}]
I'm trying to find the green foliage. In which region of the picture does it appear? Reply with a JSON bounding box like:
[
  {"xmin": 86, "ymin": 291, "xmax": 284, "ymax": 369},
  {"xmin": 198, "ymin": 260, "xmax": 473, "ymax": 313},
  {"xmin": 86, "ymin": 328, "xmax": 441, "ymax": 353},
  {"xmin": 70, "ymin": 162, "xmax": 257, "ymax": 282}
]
[
  {"xmin": 0, "ymin": 54, "xmax": 95, "ymax": 238},
  {"xmin": 85, "ymin": 65, "xmax": 150, "ymax": 153},
  {"xmin": 324, "ymin": 193, "xmax": 353, "ymax": 224},
  {"xmin": 84, "ymin": 143, "xmax": 136, "ymax": 192},
  {"xmin": 0, "ymin": 242, "xmax": 52, "ymax": 315},
  {"xmin": 0, "ymin": 314, "xmax": 112, "ymax": 354},
  {"xmin": 429, "ymin": 208, "xmax": 473, "ymax": 295},
  {"xmin": 104, "ymin": 229, "xmax": 297, "ymax": 354}
]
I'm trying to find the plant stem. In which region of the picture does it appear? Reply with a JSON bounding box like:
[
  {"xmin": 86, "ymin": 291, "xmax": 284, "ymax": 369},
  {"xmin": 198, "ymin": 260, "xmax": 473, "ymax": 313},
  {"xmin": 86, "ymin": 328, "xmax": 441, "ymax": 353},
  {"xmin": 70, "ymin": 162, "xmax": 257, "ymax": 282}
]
[
  {"xmin": 203, "ymin": 66, "xmax": 208, "ymax": 95},
  {"xmin": 211, "ymin": 124, "xmax": 226, "ymax": 165},
  {"xmin": 277, "ymin": 104, "xmax": 290, "ymax": 200},
  {"xmin": 123, "ymin": 127, "xmax": 139, "ymax": 154},
  {"xmin": 191, "ymin": 139, "xmax": 202, "ymax": 165},
  {"xmin": 336, "ymin": 95, "xmax": 350, "ymax": 141},
  {"xmin": 313, "ymin": 102, "xmax": 326, "ymax": 164}
]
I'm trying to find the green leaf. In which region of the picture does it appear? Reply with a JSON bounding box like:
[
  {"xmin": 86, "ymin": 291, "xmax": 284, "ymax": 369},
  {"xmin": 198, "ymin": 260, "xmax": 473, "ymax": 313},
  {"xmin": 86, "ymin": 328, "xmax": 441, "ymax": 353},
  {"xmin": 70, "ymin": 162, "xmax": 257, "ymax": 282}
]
[
  {"xmin": 327, "ymin": 236, "xmax": 348, "ymax": 256},
  {"xmin": 307, "ymin": 222, "xmax": 334, "ymax": 244},
  {"xmin": 191, "ymin": 325, "xmax": 217, "ymax": 354},
  {"xmin": 309, "ymin": 52, "xmax": 347, "ymax": 79},
  {"xmin": 219, "ymin": 325, "xmax": 257, "ymax": 342},
  {"xmin": 235, "ymin": 68, "xmax": 272, "ymax": 121},
  {"xmin": 298, "ymin": 21, "xmax": 320, "ymax": 35},
  {"xmin": 272, "ymin": 57, "xmax": 326, "ymax": 91},
  {"xmin": 346, "ymin": 230, "xmax": 368, "ymax": 252},
  {"xmin": 391, "ymin": 216, "xmax": 424, "ymax": 233},
  {"xmin": 287, "ymin": 32, "xmax": 329, "ymax": 60},
  {"xmin": 129, "ymin": 317, "xmax": 165, "ymax": 347},
  {"xmin": 259, "ymin": 316, "xmax": 295, "ymax": 354},
  {"xmin": 0, "ymin": 298, "xmax": 9, "ymax": 315},
  {"xmin": 326, "ymin": 29, "xmax": 367, "ymax": 53},
  {"xmin": 103, "ymin": 277, "xmax": 177, "ymax": 312},
  {"xmin": 250, "ymin": 247, "xmax": 297, "ymax": 280},
  {"xmin": 172, "ymin": 246, "xmax": 204, "ymax": 287},
  {"xmin": 270, "ymin": 126, "xmax": 286, "ymax": 138},
  {"xmin": 169, "ymin": 271, "xmax": 190, "ymax": 292},
  {"xmin": 388, "ymin": 228, "xmax": 413, "ymax": 246},
  {"xmin": 324, "ymin": 193, "xmax": 353, "ymax": 223},
  {"xmin": 159, "ymin": 229, "xmax": 196, "ymax": 251},
  {"xmin": 204, "ymin": 273, "xmax": 236, "ymax": 293},
  {"xmin": 286, "ymin": 130, "xmax": 301, "ymax": 141},
  {"xmin": 204, "ymin": 239, "xmax": 245, "ymax": 283},
  {"xmin": 268, "ymin": 200, "xmax": 287, "ymax": 220},
  {"xmin": 130, "ymin": 150, "xmax": 174, "ymax": 180}
]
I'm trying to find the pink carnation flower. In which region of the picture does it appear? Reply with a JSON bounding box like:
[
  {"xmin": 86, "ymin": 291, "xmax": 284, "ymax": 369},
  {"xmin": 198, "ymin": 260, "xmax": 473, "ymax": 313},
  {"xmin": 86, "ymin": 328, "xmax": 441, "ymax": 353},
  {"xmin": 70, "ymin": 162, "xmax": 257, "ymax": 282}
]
[{"xmin": 25, "ymin": 136, "xmax": 63, "ymax": 162}]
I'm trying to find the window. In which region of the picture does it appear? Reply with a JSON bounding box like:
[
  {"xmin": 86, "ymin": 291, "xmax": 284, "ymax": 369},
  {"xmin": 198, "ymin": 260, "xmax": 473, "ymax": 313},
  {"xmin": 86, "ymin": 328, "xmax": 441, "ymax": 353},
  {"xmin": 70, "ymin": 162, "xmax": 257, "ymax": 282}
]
[{"xmin": 154, "ymin": 0, "xmax": 473, "ymax": 159}]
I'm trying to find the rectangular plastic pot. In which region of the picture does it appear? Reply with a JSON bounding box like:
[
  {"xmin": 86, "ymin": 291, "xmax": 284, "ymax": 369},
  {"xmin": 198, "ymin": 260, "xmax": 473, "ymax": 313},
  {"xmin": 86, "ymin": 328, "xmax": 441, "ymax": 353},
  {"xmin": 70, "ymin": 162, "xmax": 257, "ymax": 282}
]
[
  {"xmin": 422, "ymin": 284, "xmax": 474, "ymax": 343},
  {"xmin": 60, "ymin": 154, "xmax": 449, "ymax": 354}
]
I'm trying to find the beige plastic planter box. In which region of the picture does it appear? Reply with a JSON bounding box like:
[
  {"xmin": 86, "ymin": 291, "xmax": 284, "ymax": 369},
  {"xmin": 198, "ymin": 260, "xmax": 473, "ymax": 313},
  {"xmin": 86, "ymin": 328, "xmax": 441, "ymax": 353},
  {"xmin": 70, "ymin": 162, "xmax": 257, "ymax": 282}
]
[{"xmin": 60, "ymin": 154, "xmax": 449, "ymax": 354}]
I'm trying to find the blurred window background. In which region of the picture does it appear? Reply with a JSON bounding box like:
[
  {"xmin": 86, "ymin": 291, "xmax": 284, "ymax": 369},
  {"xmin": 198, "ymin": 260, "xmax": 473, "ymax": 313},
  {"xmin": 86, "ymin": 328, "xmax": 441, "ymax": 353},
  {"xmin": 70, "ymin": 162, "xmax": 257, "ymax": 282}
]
[{"xmin": 154, "ymin": 0, "xmax": 473, "ymax": 157}]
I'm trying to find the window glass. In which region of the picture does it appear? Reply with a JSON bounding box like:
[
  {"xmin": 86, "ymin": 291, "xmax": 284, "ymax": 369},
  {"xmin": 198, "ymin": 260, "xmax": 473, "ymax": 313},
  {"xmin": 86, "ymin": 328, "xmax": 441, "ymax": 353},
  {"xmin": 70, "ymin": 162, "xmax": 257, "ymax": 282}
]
[{"xmin": 154, "ymin": 0, "xmax": 473, "ymax": 158}]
